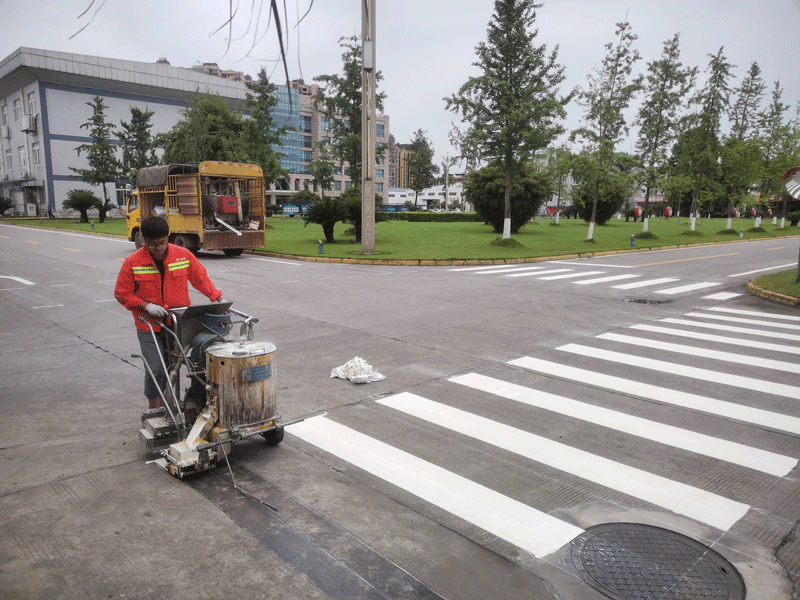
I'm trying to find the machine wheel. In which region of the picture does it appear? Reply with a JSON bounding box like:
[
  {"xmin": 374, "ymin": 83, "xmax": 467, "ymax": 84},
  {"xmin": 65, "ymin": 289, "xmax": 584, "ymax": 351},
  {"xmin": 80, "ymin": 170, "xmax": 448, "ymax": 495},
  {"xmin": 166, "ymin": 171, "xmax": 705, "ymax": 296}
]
[
  {"xmin": 223, "ymin": 248, "xmax": 244, "ymax": 257},
  {"xmin": 134, "ymin": 230, "xmax": 143, "ymax": 249},
  {"xmin": 262, "ymin": 425, "xmax": 284, "ymax": 445}
]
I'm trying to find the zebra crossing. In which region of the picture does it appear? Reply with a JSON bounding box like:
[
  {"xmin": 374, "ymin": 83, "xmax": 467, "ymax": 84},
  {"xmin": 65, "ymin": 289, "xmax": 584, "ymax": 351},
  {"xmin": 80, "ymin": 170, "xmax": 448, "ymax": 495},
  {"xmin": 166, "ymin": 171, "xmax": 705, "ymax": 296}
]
[
  {"xmin": 448, "ymin": 263, "xmax": 733, "ymax": 297},
  {"xmin": 287, "ymin": 305, "xmax": 800, "ymax": 559}
]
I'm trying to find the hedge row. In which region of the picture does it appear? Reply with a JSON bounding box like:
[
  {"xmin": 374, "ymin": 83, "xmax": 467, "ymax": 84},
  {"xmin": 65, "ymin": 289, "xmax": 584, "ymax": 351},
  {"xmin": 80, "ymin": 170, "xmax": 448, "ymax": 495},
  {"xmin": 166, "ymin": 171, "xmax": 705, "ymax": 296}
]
[{"xmin": 382, "ymin": 212, "xmax": 482, "ymax": 222}]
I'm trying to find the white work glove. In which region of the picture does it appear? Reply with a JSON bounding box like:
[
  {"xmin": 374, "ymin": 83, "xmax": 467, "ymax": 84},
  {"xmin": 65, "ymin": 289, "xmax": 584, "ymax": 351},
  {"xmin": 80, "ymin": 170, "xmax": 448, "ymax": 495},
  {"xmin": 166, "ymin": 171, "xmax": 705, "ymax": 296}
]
[{"xmin": 145, "ymin": 303, "xmax": 169, "ymax": 319}]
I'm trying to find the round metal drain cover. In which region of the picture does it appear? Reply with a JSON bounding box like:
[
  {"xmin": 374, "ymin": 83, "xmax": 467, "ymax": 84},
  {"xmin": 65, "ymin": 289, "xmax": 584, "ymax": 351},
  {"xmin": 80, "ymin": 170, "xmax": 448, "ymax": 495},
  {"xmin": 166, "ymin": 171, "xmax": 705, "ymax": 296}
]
[{"xmin": 571, "ymin": 523, "xmax": 745, "ymax": 600}]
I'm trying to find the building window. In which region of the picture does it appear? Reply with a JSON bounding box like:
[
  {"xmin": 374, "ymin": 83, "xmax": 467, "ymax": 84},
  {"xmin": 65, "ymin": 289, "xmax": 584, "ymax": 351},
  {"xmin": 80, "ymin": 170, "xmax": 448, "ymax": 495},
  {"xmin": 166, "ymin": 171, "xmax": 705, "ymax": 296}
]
[
  {"xmin": 301, "ymin": 150, "xmax": 313, "ymax": 162},
  {"xmin": 376, "ymin": 123, "xmax": 384, "ymax": 138},
  {"xmin": 1, "ymin": 105, "xmax": 7, "ymax": 127},
  {"xmin": 31, "ymin": 142, "xmax": 41, "ymax": 167},
  {"xmin": 334, "ymin": 181, "xmax": 341, "ymax": 191},
  {"xmin": 301, "ymin": 135, "xmax": 312, "ymax": 149},
  {"xmin": 18, "ymin": 146, "xmax": 27, "ymax": 169},
  {"xmin": 321, "ymin": 116, "xmax": 330, "ymax": 131},
  {"xmin": 334, "ymin": 166, "xmax": 342, "ymax": 175},
  {"xmin": 13, "ymin": 99, "xmax": 21, "ymax": 122},
  {"xmin": 376, "ymin": 182, "xmax": 383, "ymax": 193},
  {"xmin": 377, "ymin": 156, "xmax": 384, "ymax": 165},
  {"xmin": 5, "ymin": 150, "xmax": 12, "ymax": 171},
  {"xmin": 27, "ymin": 92, "xmax": 36, "ymax": 117},
  {"xmin": 300, "ymin": 115, "xmax": 312, "ymax": 133},
  {"xmin": 376, "ymin": 169, "xmax": 384, "ymax": 178},
  {"xmin": 345, "ymin": 181, "xmax": 352, "ymax": 190}
]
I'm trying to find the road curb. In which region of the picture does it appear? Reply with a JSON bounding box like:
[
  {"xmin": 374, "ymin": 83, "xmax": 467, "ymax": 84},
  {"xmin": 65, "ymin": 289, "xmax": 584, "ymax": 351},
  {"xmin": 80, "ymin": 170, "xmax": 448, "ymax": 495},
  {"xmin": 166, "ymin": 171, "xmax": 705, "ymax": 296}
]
[{"xmin": 746, "ymin": 282, "xmax": 800, "ymax": 308}]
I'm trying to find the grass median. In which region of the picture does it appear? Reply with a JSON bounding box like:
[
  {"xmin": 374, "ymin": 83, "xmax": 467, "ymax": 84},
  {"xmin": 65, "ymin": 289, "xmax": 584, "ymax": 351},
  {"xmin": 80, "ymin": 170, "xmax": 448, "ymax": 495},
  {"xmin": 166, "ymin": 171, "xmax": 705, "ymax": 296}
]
[{"xmin": 7, "ymin": 214, "xmax": 800, "ymax": 261}]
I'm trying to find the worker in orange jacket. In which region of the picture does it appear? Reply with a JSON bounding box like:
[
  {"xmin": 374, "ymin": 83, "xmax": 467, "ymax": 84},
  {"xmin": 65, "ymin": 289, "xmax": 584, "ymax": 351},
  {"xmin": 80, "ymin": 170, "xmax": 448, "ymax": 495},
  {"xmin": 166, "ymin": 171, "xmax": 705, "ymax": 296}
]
[{"xmin": 115, "ymin": 216, "xmax": 223, "ymax": 410}]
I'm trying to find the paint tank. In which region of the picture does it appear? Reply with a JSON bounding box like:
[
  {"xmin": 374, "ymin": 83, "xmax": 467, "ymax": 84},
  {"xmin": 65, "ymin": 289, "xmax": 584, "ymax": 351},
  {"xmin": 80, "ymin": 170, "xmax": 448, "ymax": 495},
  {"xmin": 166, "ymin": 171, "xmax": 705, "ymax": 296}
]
[{"xmin": 206, "ymin": 341, "xmax": 277, "ymax": 429}]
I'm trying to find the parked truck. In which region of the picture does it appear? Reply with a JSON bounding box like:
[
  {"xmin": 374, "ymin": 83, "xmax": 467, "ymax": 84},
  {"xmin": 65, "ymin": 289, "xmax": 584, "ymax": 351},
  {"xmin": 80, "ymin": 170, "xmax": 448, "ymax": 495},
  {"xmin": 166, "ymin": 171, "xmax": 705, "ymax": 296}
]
[{"xmin": 126, "ymin": 161, "xmax": 266, "ymax": 256}]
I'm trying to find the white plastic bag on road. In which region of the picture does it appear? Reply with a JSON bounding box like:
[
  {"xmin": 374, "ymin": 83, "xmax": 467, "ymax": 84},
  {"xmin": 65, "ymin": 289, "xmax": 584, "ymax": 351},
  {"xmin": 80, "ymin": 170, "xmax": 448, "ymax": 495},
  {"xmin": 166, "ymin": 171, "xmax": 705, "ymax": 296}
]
[{"xmin": 331, "ymin": 356, "xmax": 386, "ymax": 384}]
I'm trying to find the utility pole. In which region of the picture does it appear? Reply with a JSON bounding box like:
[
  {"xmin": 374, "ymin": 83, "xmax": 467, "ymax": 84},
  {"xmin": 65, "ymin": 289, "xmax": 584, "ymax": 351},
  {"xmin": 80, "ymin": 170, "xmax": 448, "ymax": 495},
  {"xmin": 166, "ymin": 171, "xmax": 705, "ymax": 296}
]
[{"xmin": 361, "ymin": 0, "xmax": 376, "ymax": 254}]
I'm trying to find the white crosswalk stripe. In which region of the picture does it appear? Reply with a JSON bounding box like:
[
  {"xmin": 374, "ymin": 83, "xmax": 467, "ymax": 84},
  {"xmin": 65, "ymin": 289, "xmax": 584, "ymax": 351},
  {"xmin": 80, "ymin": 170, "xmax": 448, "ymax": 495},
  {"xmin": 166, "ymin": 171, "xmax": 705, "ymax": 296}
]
[
  {"xmin": 287, "ymin": 415, "xmax": 584, "ymax": 558},
  {"xmin": 450, "ymin": 266, "xmax": 724, "ymax": 297},
  {"xmin": 378, "ymin": 392, "xmax": 750, "ymax": 531},
  {"xmin": 286, "ymin": 304, "xmax": 800, "ymax": 559},
  {"xmin": 449, "ymin": 373, "xmax": 796, "ymax": 476}
]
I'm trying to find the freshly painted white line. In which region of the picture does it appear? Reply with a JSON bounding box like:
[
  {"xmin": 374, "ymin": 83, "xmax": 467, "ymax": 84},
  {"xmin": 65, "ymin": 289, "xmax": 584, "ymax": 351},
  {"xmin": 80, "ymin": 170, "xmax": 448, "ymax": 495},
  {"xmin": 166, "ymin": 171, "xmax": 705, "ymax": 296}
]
[
  {"xmin": 288, "ymin": 416, "xmax": 583, "ymax": 558},
  {"xmin": 702, "ymin": 292, "xmax": 741, "ymax": 300},
  {"xmin": 661, "ymin": 318, "xmax": 800, "ymax": 342},
  {"xmin": 557, "ymin": 344, "xmax": 800, "ymax": 399},
  {"xmin": 538, "ymin": 270, "xmax": 605, "ymax": 281},
  {"xmin": 631, "ymin": 324, "xmax": 800, "ymax": 356},
  {"xmin": 686, "ymin": 312, "xmax": 800, "ymax": 331},
  {"xmin": 0, "ymin": 275, "xmax": 34, "ymax": 285},
  {"xmin": 508, "ymin": 356, "xmax": 800, "ymax": 435},
  {"xmin": 449, "ymin": 373, "xmax": 795, "ymax": 477},
  {"xmin": 574, "ymin": 274, "xmax": 640, "ymax": 285},
  {"xmin": 244, "ymin": 256, "xmax": 301, "ymax": 266},
  {"xmin": 597, "ymin": 332, "xmax": 800, "ymax": 374},
  {"xmin": 379, "ymin": 392, "xmax": 750, "ymax": 531},
  {"xmin": 477, "ymin": 266, "xmax": 547, "ymax": 275},
  {"xmin": 32, "ymin": 304, "xmax": 63, "ymax": 309},
  {"xmin": 506, "ymin": 268, "xmax": 572, "ymax": 278},
  {"xmin": 728, "ymin": 263, "xmax": 796, "ymax": 277},
  {"xmin": 448, "ymin": 264, "xmax": 527, "ymax": 271},
  {"xmin": 551, "ymin": 261, "xmax": 635, "ymax": 268},
  {"xmin": 704, "ymin": 306, "xmax": 800, "ymax": 322},
  {"xmin": 613, "ymin": 277, "xmax": 679, "ymax": 289},
  {"xmin": 93, "ymin": 298, "xmax": 117, "ymax": 303},
  {"xmin": 655, "ymin": 282, "xmax": 720, "ymax": 295}
]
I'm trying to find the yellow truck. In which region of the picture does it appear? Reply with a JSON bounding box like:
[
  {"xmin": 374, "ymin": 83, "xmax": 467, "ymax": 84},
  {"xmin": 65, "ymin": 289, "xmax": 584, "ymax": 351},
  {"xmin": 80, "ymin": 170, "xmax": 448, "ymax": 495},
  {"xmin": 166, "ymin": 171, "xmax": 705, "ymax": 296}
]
[{"xmin": 126, "ymin": 161, "xmax": 266, "ymax": 256}]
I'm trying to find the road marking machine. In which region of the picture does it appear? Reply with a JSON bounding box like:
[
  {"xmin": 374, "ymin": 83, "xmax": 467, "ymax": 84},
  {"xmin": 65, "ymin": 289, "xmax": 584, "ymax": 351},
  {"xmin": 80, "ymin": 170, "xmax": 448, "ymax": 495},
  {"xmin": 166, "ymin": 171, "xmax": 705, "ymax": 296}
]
[{"xmin": 134, "ymin": 301, "xmax": 285, "ymax": 478}]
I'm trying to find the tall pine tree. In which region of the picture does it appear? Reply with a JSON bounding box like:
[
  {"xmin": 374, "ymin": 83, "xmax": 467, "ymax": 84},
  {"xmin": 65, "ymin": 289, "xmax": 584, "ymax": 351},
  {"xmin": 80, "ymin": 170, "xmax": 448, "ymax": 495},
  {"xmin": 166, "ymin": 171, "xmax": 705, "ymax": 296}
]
[
  {"xmin": 117, "ymin": 106, "xmax": 158, "ymax": 183},
  {"xmin": 71, "ymin": 96, "xmax": 121, "ymax": 220},
  {"xmin": 446, "ymin": 0, "xmax": 572, "ymax": 239}
]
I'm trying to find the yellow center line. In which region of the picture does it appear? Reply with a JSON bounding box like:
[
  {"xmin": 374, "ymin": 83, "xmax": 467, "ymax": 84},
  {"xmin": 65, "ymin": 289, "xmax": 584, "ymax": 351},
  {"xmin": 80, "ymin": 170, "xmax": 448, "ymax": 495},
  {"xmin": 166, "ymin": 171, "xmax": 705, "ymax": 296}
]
[
  {"xmin": 636, "ymin": 253, "xmax": 738, "ymax": 267},
  {"xmin": 65, "ymin": 248, "xmax": 81, "ymax": 253},
  {"xmin": 26, "ymin": 240, "xmax": 39, "ymax": 244},
  {"xmin": 769, "ymin": 247, "xmax": 782, "ymax": 251},
  {"xmin": 0, "ymin": 235, "xmax": 8, "ymax": 238}
]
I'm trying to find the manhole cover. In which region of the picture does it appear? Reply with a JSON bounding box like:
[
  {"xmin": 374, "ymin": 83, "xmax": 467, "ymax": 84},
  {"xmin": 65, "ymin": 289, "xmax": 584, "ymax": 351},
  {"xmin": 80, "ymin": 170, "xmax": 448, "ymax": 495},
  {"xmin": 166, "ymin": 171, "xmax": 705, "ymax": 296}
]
[{"xmin": 570, "ymin": 523, "xmax": 745, "ymax": 600}]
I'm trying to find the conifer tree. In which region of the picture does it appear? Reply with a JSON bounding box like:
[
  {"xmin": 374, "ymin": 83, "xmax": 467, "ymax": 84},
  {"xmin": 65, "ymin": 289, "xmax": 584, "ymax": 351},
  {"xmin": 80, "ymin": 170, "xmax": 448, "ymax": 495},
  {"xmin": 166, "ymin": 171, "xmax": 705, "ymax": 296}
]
[{"xmin": 446, "ymin": 0, "xmax": 571, "ymax": 239}]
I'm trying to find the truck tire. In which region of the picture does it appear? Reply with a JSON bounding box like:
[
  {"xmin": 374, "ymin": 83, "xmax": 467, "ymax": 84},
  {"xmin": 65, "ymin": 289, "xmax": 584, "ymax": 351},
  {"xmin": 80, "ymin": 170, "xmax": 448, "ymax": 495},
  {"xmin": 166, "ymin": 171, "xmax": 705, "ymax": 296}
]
[
  {"xmin": 133, "ymin": 230, "xmax": 143, "ymax": 249},
  {"xmin": 172, "ymin": 234, "xmax": 200, "ymax": 255},
  {"xmin": 223, "ymin": 248, "xmax": 244, "ymax": 256}
]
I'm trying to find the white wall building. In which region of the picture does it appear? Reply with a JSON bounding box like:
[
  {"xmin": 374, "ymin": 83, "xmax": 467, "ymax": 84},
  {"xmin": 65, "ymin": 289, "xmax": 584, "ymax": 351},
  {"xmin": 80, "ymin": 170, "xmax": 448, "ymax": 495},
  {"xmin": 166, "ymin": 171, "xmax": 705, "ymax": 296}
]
[{"xmin": 0, "ymin": 47, "xmax": 252, "ymax": 217}]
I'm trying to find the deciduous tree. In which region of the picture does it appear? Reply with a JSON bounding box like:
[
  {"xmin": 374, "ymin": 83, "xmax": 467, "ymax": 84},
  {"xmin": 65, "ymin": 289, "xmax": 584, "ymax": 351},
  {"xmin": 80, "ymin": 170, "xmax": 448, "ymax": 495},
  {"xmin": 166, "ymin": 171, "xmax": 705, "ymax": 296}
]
[
  {"xmin": 572, "ymin": 20, "xmax": 643, "ymax": 240},
  {"xmin": 407, "ymin": 129, "xmax": 439, "ymax": 209},
  {"xmin": 313, "ymin": 36, "xmax": 386, "ymax": 187},
  {"xmin": 160, "ymin": 94, "xmax": 244, "ymax": 163},
  {"xmin": 634, "ymin": 33, "xmax": 696, "ymax": 223}
]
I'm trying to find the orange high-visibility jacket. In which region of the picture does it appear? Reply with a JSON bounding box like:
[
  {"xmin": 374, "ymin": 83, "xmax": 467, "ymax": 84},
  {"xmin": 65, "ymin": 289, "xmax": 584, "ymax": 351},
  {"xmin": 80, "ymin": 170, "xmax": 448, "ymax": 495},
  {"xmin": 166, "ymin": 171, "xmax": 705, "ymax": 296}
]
[{"xmin": 115, "ymin": 245, "xmax": 222, "ymax": 332}]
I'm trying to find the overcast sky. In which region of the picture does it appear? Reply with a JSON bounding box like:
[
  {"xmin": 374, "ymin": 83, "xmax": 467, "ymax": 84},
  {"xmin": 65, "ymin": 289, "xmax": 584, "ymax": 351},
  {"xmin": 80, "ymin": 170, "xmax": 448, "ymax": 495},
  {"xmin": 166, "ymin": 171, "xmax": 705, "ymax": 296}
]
[{"xmin": 2, "ymin": 0, "xmax": 799, "ymax": 170}]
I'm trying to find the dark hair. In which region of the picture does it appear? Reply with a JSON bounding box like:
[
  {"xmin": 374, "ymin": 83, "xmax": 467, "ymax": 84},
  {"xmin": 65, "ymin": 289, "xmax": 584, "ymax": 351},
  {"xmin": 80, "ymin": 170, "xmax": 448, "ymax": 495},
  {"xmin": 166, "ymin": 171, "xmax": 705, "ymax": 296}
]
[{"xmin": 140, "ymin": 216, "xmax": 170, "ymax": 240}]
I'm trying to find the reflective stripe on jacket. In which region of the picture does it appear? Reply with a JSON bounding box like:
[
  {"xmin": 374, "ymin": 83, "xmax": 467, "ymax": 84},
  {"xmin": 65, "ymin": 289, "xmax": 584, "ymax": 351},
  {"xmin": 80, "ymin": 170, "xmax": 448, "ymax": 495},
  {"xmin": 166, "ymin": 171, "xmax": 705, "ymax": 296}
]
[{"xmin": 114, "ymin": 245, "xmax": 222, "ymax": 331}]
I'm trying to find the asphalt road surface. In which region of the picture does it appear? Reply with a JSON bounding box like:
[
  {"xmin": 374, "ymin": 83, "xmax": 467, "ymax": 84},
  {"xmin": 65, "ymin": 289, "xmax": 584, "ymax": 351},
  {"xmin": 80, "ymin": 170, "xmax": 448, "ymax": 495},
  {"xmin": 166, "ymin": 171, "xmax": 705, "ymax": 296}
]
[{"xmin": 1, "ymin": 222, "xmax": 799, "ymax": 599}]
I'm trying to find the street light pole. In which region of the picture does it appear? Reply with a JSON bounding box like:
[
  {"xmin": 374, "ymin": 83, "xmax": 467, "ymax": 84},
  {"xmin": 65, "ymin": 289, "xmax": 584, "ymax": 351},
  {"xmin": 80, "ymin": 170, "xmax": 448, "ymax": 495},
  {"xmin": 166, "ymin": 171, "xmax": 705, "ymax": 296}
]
[{"xmin": 361, "ymin": 0, "xmax": 376, "ymax": 254}]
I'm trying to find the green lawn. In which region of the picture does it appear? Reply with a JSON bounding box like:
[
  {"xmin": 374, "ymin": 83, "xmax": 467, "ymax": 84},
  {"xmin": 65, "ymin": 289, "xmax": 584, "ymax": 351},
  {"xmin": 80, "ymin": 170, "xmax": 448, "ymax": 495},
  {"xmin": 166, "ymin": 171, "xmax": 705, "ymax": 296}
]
[
  {"xmin": 752, "ymin": 268, "xmax": 800, "ymax": 297},
  {"xmin": 8, "ymin": 214, "xmax": 800, "ymax": 262}
]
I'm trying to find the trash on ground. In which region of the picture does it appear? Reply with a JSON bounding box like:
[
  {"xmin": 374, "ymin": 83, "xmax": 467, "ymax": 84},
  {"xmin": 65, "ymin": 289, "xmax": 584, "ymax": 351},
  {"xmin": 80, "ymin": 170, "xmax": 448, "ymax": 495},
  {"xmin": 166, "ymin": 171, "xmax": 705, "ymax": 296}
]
[{"xmin": 331, "ymin": 356, "xmax": 386, "ymax": 384}]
